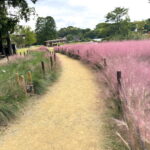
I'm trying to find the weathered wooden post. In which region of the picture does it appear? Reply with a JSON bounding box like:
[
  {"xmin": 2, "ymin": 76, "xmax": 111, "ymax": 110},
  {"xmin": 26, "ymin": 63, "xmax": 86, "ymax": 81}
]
[
  {"xmin": 16, "ymin": 73, "xmax": 20, "ymax": 85},
  {"xmin": 103, "ymin": 58, "xmax": 107, "ymax": 67},
  {"xmin": 136, "ymin": 127, "xmax": 147, "ymax": 150},
  {"xmin": 19, "ymin": 75, "xmax": 27, "ymax": 95},
  {"xmin": 50, "ymin": 56, "xmax": 53, "ymax": 69},
  {"xmin": 27, "ymin": 71, "xmax": 32, "ymax": 83},
  {"xmin": 87, "ymin": 51, "xmax": 89, "ymax": 58},
  {"xmin": 54, "ymin": 52, "xmax": 56, "ymax": 62},
  {"xmin": 27, "ymin": 71, "xmax": 34, "ymax": 94},
  {"xmin": 116, "ymin": 71, "xmax": 122, "ymax": 111},
  {"xmin": 41, "ymin": 61, "xmax": 45, "ymax": 74},
  {"xmin": 117, "ymin": 71, "xmax": 122, "ymax": 86}
]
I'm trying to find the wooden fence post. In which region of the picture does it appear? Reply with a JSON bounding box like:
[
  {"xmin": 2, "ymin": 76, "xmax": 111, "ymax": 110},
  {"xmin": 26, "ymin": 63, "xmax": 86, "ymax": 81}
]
[
  {"xmin": 27, "ymin": 71, "xmax": 32, "ymax": 83},
  {"xmin": 87, "ymin": 51, "xmax": 89, "ymax": 58},
  {"xmin": 50, "ymin": 56, "xmax": 53, "ymax": 69},
  {"xmin": 16, "ymin": 73, "xmax": 20, "ymax": 85},
  {"xmin": 72, "ymin": 50, "xmax": 74, "ymax": 56},
  {"xmin": 27, "ymin": 71, "xmax": 34, "ymax": 94},
  {"xmin": 19, "ymin": 75, "xmax": 27, "ymax": 95},
  {"xmin": 41, "ymin": 61, "xmax": 45, "ymax": 74},
  {"xmin": 136, "ymin": 127, "xmax": 147, "ymax": 150},
  {"xmin": 117, "ymin": 71, "xmax": 122, "ymax": 86},
  {"xmin": 27, "ymin": 50, "xmax": 29, "ymax": 55},
  {"xmin": 103, "ymin": 58, "xmax": 107, "ymax": 67},
  {"xmin": 54, "ymin": 52, "xmax": 56, "ymax": 62},
  {"xmin": 116, "ymin": 71, "xmax": 122, "ymax": 113}
]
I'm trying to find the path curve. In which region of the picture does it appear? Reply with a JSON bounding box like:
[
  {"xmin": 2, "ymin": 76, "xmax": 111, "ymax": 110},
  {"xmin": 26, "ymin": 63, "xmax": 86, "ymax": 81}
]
[{"xmin": 0, "ymin": 54, "xmax": 104, "ymax": 150}]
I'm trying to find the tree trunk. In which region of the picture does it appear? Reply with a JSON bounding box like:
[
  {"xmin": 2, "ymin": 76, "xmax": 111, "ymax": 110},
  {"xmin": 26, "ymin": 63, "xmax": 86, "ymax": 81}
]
[
  {"xmin": 6, "ymin": 32, "xmax": 13, "ymax": 55},
  {"xmin": 0, "ymin": 32, "xmax": 5, "ymax": 55}
]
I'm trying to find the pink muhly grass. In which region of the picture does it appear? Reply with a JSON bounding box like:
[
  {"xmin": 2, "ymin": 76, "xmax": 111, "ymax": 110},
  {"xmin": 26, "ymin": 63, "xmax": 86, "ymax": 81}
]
[
  {"xmin": 37, "ymin": 46, "xmax": 49, "ymax": 52},
  {"xmin": 10, "ymin": 54, "xmax": 24, "ymax": 61},
  {"xmin": 55, "ymin": 40, "xmax": 150, "ymax": 143}
]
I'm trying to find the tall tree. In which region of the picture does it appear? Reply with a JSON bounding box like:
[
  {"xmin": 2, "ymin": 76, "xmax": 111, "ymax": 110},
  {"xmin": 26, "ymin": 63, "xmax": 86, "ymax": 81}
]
[
  {"xmin": 23, "ymin": 27, "xmax": 37, "ymax": 46},
  {"xmin": 106, "ymin": 7, "xmax": 129, "ymax": 23},
  {"xmin": 0, "ymin": 0, "xmax": 37, "ymax": 55},
  {"xmin": 105, "ymin": 7, "xmax": 130, "ymax": 39},
  {"xmin": 35, "ymin": 16, "xmax": 57, "ymax": 44},
  {"xmin": 11, "ymin": 26, "xmax": 37, "ymax": 48}
]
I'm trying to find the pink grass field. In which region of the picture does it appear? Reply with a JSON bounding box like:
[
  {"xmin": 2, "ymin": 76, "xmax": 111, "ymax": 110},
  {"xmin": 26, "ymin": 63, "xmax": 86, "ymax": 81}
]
[{"xmin": 55, "ymin": 40, "xmax": 150, "ymax": 144}]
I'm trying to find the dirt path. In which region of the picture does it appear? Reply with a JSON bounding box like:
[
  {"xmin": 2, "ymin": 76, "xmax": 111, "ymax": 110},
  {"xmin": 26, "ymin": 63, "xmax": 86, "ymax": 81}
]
[
  {"xmin": 0, "ymin": 54, "xmax": 104, "ymax": 150},
  {"xmin": 0, "ymin": 58, "xmax": 8, "ymax": 65}
]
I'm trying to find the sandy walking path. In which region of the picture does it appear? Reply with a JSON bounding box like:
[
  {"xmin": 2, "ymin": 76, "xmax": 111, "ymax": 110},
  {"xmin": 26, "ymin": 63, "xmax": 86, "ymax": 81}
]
[{"xmin": 0, "ymin": 54, "xmax": 104, "ymax": 150}]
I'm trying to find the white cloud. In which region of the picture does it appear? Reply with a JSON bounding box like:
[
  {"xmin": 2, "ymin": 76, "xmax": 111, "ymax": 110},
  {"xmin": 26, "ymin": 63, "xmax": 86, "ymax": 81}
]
[{"xmin": 20, "ymin": 0, "xmax": 150, "ymax": 30}]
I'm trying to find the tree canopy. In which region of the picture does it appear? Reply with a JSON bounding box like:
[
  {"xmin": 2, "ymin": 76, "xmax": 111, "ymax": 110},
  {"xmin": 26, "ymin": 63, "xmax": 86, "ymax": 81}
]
[
  {"xmin": 35, "ymin": 16, "xmax": 57, "ymax": 44},
  {"xmin": 106, "ymin": 7, "xmax": 129, "ymax": 23},
  {"xmin": 0, "ymin": 0, "xmax": 37, "ymax": 55},
  {"xmin": 58, "ymin": 26, "xmax": 97, "ymax": 42},
  {"xmin": 11, "ymin": 26, "xmax": 37, "ymax": 48},
  {"xmin": 56, "ymin": 7, "xmax": 150, "ymax": 42},
  {"xmin": 0, "ymin": 0, "xmax": 37, "ymax": 33},
  {"xmin": 102, "ymin": 7, "xmax": 130, "ymax": 39}
]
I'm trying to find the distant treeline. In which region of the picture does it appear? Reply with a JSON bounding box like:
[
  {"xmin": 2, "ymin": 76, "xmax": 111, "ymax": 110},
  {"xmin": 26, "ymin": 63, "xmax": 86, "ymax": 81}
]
[
  {"xmin": 58, "ymin": 7, "xmax": 150, "ymax": 42},
  {"xmin": 11, "ymin": 7, "xmax": 150, "ymax": 47},
  {"xmin": 57, "ymin": 19, "xmax": 150, "ymax": 42}
]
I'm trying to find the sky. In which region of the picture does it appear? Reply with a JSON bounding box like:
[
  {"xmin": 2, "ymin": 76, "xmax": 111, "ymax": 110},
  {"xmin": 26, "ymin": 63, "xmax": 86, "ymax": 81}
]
[{"xmin": 20, "ymin": 0, "xmax": 150, "ymax": 30}]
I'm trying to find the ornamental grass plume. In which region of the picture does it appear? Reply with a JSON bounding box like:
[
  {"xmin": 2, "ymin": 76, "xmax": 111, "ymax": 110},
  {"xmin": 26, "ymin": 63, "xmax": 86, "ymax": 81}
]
[
  {"xmin": 55, "ymin": 40, "xmax": 150, "ymax": 144},
  {"xmin": 38, "ymin": 46, "xmax": 49, "ymax": 52}
]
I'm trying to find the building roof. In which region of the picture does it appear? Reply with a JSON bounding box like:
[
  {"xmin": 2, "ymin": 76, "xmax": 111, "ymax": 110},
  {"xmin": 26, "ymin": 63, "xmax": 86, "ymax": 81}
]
[{"xmin": 45, "ymin": 38, "xmax": 67, "ymax": 43}]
